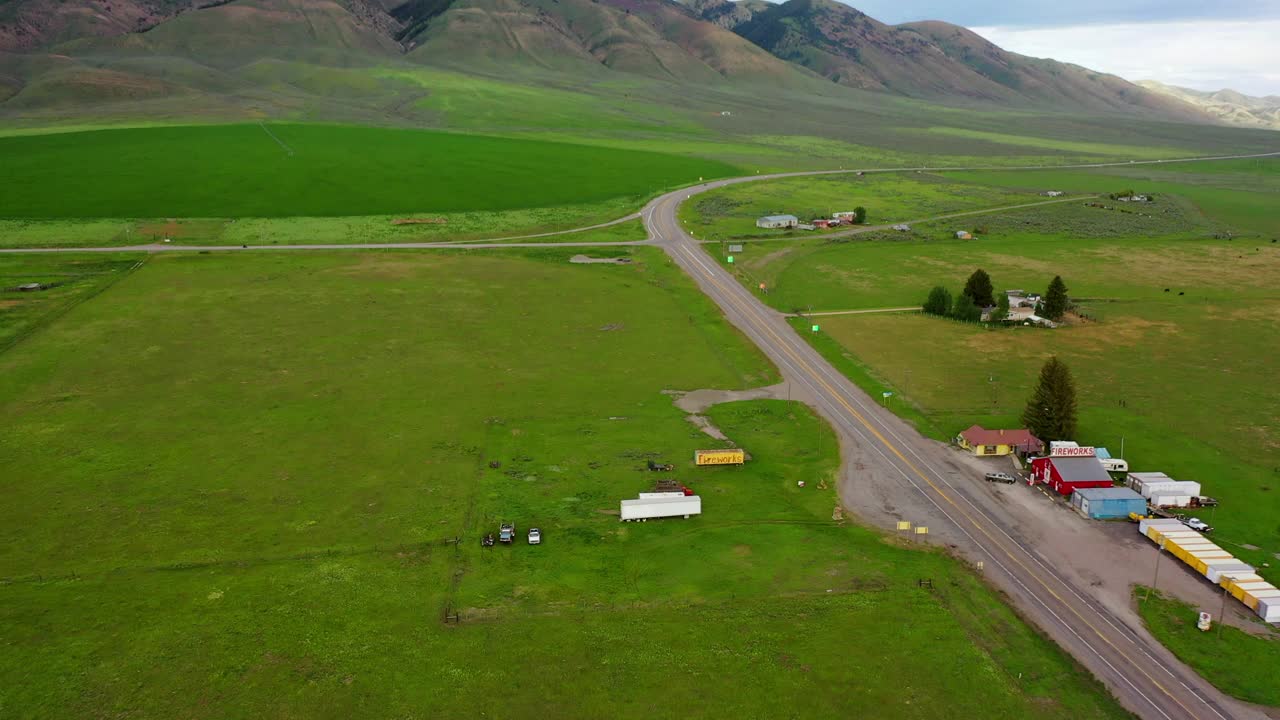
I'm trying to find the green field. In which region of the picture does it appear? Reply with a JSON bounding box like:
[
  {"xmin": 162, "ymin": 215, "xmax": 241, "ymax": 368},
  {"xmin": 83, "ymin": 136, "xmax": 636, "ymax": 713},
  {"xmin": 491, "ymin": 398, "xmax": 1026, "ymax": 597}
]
[
  {"xmin": 706, "ymin": 168, "xmax": 1280, "ymax": 578},
  {"xmin": 679, "ymin": 172, "xmax": 1036, "ymax": 240},
  {"xmin": 0, "ymin": 249, "xmax": 1126, "ymax": 718},
  {"xmin": 0, "ymin": 200, "xmax": 650, "ymax": 248},
  {"xmin": 946, "ymin": 160, "xmax": 1280, "ymax": 235},
  {"xmin": 0, "ymin": 124, "xmax": 737, "ymax": 219},
  {"xmin": 1136, "ymin": 589, "xmax": 1280, "ymax": 706}
]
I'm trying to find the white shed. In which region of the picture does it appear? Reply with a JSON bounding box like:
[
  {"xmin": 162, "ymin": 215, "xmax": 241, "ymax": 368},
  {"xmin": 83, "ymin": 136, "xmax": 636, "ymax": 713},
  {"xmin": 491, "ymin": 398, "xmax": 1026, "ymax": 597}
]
[{"xmin": 756, "ymin": 215, "xmax": 798, "ymax": 229}]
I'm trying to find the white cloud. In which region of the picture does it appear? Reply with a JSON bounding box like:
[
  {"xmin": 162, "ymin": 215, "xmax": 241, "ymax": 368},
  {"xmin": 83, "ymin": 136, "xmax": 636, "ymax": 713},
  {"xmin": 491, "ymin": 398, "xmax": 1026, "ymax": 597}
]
[{"xmin": 971, "ymin": 20, "xmax": 1280, "ymax": 97}]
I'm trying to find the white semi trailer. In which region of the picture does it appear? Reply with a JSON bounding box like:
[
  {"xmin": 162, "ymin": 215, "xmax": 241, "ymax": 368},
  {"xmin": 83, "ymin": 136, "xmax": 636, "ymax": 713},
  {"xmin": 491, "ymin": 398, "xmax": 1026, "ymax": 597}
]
[{"xmin": 620, "ymin": 495, "xmax": 702, "ymax": 522}]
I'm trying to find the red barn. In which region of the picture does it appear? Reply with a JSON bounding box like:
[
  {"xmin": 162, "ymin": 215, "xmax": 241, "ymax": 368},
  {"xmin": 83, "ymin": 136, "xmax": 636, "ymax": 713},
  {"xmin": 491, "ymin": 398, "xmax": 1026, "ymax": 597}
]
[{"xmin": 1030, "ymin": 455, "xmax": 1114, "ymax": 496}]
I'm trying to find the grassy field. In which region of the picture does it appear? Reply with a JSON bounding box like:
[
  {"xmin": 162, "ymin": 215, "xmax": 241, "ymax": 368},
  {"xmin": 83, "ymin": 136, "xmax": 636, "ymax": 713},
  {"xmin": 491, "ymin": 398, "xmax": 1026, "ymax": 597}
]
[
  {"xmin": 0, "ymin": 249, "xmax": 1127, "ymax": 718},
  {"xmin": 1136, "ymin": 589, "xmax": 1280, "ymax": 707},
  {"xmin": 0, "ymin": 210, "xmax": 649, "ymax": 249},
  {"xmin": 0, "ymin": 124, "xmax": 738, "ymax": 219},
  {"xmin": 0, "ymin": 253, "xmax": 144, "ymax": 351},
  {"xmin": 946, "ymin": 159, "xmax": 1280, "ymax": 235},
  {"xmin": 713, "ymin": 183, "xmax": 1280, "ymax": 577},
  {"xmin": 679, "ymin": 172, "xmax": 1036, "ymax": 241}
]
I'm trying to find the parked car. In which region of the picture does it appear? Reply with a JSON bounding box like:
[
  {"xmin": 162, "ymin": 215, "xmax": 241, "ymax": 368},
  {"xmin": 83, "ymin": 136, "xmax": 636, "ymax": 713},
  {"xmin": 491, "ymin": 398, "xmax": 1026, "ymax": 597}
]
[
  {"xmin": 984, "ymin": 472, "xmax": 1016, "ymax": 484},
  {"xmin": 499, "ymin": 523, "xmax": 515, "ymax": 543},
  {"xmin": 528, "ymin": 528, "xmax": 541, "ymax": 545},
  {"xmin": 1183, "ymin": 517, "xmax": 1213, "ymax": 533}
]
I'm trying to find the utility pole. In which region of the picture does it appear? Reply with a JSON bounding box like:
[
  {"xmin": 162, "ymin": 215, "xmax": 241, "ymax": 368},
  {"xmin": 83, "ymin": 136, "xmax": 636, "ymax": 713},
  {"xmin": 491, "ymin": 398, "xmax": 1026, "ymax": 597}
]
[
  {"xmin": 1218, "ymin": 584, "xmax": 1229, "ymax": 640},
  {"xmin": 1146, "ymin": 539, "xmax": 1166, "ymax": 601}
]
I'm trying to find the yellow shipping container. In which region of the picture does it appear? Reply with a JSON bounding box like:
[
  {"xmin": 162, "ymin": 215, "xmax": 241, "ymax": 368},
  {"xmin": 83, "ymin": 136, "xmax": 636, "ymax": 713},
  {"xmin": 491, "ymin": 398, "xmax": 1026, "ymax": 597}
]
[{"xmin": 1241, "ymin": 592, "xmax": 1261, "ymax": 610}]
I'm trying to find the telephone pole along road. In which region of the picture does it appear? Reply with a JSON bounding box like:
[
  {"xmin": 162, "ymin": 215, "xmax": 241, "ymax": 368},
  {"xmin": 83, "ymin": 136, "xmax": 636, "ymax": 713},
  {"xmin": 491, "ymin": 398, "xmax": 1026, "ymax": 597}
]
[{"xmin": 640, "ymin": 156, "xmax": 1277, "ymax": 720}]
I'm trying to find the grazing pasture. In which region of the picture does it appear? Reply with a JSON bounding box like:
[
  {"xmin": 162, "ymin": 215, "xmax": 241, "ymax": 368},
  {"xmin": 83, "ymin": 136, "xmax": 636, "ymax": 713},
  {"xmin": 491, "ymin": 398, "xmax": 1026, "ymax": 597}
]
[{"xmin": 0, "ymin": 248, "xmax": 1124, "ymax": 719}]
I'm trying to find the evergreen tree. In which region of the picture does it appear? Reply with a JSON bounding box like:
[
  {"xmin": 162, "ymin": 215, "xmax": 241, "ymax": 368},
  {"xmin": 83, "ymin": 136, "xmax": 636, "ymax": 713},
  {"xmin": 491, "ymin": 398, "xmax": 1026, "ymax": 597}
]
[
  {"xmin": 951, "ymin": 292, "xmax": 982, "ymax": 323},
  {"xmin": 962, "ymin": 269, "xmax": 995, "ymax": 307},
  {"xmin": 1021, "ymin": 356, "xmax": 1078, "ymax": 442},
  {"xmin": 922, "ymin": 286, "xmax": 951, "ymax": 316},
  {"xmin": 1043, "ymin": 275, "xmax": 1069, "ymax": 321},
  {"xmin": 853, "ymin": 206, "xmax": 867, "ymax": 224}
]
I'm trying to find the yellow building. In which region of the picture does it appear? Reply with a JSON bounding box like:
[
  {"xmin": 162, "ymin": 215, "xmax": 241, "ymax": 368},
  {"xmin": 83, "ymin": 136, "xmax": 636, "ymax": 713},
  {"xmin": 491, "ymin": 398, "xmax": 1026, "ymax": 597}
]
[{"xmin": 956, "ymin": 425, "xmax": 1043, "ymax": 457}]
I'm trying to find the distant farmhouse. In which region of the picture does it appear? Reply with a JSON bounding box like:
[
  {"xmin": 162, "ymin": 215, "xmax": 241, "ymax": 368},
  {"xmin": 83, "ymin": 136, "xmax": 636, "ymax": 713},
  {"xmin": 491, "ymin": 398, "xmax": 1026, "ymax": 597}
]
[{"xmin": 756, "ymin": 214, "xmax": 798, "ymax": 229}]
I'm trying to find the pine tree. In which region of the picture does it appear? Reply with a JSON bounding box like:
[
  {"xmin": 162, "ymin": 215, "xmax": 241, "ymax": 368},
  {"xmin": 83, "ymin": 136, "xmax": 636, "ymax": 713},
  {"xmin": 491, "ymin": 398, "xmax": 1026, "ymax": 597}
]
[
  {"xmin": 1021, "ymin": 356, "xmax": 1078, "ymax": 442},
  {"xmin": 962, "ymin": 269, "xmax": 995, "ymax": 307},
  {"xmin": 923, "ymin": 286, "xmax": 951, "ymax": 316},
  {"xmin": 1043, "ymin": 275, "xmax": 1069, "ymax": 321},
  {"xmin": 951, "ymin": 292, "xmax": 982, "ymax": 323}
]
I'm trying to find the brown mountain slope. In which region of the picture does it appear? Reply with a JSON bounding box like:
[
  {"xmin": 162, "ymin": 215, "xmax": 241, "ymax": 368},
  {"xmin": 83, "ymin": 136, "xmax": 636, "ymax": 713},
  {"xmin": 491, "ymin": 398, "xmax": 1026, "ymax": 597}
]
[
  {"xmin": 727, "ymin": 0, "xmax": 1210, "ymax": 120},
  {"xmin": 1138, "ymin": 80, "xmax": 1280, "ymax": 130},
  {"xmin": 405, "ymin": 0, "xmax": 818, "ymax": 85}
]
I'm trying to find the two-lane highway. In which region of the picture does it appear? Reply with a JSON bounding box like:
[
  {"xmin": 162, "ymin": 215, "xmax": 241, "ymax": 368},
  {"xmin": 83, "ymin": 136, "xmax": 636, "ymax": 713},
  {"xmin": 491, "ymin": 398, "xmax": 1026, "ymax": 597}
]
[{"xmin": 641, "ymin": 172, "xmax": 1264, "ymax": 720}]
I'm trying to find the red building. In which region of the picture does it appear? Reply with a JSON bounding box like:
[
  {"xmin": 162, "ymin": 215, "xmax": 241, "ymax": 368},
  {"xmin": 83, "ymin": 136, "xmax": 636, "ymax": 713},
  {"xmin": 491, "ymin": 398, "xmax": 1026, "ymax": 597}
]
[{"xmin": 1030, "ymin": 454, "xmax": 1114, "ymax": 496}]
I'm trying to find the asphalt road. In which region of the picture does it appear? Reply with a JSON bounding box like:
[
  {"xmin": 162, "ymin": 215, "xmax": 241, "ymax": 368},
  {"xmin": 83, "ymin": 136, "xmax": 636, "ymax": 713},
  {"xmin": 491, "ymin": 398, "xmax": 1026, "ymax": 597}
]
[{"xmin": 640, "ymin": 159, "xmax": 1276, "ymax": 720}]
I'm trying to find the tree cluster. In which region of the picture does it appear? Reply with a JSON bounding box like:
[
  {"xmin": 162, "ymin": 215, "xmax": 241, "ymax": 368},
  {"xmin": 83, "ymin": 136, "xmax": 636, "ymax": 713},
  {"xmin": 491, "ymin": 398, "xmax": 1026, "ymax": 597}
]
[
  {"xmin": 921, "ymin": 268, "xmax": 993, "ymax": 322},
  {"xmin": 922, "ymin": 271, "xmax": 1071, "ymax": 324}
]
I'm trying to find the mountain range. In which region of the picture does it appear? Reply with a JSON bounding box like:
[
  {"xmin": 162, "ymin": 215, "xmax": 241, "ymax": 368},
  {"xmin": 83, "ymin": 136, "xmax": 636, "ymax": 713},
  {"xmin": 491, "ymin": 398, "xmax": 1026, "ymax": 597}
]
[
  {"xmin": 1137, "ymin": 80, "xmax": 1280, "ymax": 131},
  {"xmin": 0, "ymin": 0, "xmax": 1257, "ymax": 130}
]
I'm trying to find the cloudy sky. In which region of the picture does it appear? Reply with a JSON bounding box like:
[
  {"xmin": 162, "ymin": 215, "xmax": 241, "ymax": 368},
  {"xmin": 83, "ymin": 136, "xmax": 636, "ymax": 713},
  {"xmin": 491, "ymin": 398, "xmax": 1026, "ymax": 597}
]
[{"xmin": 843, "ymin": 0, "xmax": 1280, "ymax": 96}]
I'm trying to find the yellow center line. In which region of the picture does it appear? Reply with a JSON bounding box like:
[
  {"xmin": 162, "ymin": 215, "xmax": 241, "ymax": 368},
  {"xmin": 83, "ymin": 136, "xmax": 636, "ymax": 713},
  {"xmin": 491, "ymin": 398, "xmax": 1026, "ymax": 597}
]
[{"xmin": 667, "ymin": 230, "xmax": 1208, "ymax": 720}]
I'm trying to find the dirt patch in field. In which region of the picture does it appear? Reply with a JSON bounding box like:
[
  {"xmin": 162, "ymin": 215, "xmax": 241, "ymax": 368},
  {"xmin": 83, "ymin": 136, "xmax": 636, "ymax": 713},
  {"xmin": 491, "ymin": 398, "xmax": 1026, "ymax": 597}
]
[
  {"xmin": 570, "ymin": 255, "xmax": 631, "ymax": 265},
  {"xmin": 961, "ymin": 316, "xmax": 1179, "ymax": 357},
  {"xmin": 334, "ymin": 255, "xmax": 433, "ymax": 279},
  {"xmin": 0, "ymin": 299, "xmax": 23, "ymax": 309},
  {"xmin": 745, "ymin": 245, "xmax": 796, "ymax": 272}
]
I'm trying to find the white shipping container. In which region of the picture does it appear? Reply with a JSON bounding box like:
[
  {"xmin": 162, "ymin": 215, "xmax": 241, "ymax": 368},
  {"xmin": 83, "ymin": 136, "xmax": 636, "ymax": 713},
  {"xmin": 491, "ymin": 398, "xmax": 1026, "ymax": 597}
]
[
  {"xmin": 620, "ymin": 495, "xmax": 701, "ymax": 521},
  {"xmin": 1148, "ymin": 491, "xmax": 1193, "ymax": 508},
  {"xmin": 1238, "ymin": 582, "xmax": 1279, "ymax": 593},
  {"xmin": 1139, "ymin": 517, "xmax": 1183, "ymax": 534},
  {"xmin": 1142, "ymin": 480, "xmax": 1201, "ymax": 498},
  {"xmin": 1206, "ymin": 564, "xmax": 1255, "ymax": 583},
  {"xmin": 637, "ymin": 492, "xmax": 686, "ymax": 499},
  {"xmin": 1257, "ymin": 597, "xmax": 1280, "ymax": 624},
  {"xmin": 1129, "ymin": 472, "xmax": 1173, "ymax": 494},
  {"xmin": 1200, "ymin": 557, "xmax": 1246, "ymax": 568}
]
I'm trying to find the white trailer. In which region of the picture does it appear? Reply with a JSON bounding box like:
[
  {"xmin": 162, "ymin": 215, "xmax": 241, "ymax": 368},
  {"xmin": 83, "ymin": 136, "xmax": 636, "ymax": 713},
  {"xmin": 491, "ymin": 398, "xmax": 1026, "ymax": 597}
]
[
  {"xmin": 620, "ymin": 495, "xmax": 702, "ymax": 522},
  {"xmin": 1149, "ymin": 489, "xmax": 1194, "ymax": 508},
  {"xmin": 1100, "ymin": 458, "xmax": 1129, "ymax": 473}
]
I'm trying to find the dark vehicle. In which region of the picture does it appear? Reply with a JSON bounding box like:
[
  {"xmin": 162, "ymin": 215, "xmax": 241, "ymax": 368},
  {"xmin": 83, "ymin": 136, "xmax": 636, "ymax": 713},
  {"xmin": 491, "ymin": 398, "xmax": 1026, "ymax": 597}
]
[
  {"xmin": 647, "ymin": 460, "xmax": 675, "ymax": 472},
  {"xmin": 499, "ymin": 523, "xmax": 515, "ymax": 544},
  {"xmin": 984, "ymin": 472, "xmax": 1016, "ymax": 484}
]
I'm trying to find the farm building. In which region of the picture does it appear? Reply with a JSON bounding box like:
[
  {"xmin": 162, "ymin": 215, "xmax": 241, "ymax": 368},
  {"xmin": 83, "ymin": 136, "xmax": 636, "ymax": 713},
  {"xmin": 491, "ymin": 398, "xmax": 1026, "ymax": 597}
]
[
  {"xmin": 955, "ymin": 425, "xmax": 1043, "ymax": 457},
  {"xmin": 955, "ymin": 230, "xmax": 973, "ymax": 240},
  {"xmin": 1071, "ymin": 487, "xmax": 1146, "ymax": 519},
  {"xmin": 1030, "ymin": 454, "xmax": 1114, "ymax": 496},
  {"xmin": 756, "ymin": 215, "xmax": 798, "ymax": 229},
  {"xmin": 1126, "ymin": 472, "xmax": 1202, "ymax": 505},
  {"xmin": 1042, "ymin": 191, "xmax": 1065, "ymax": 197},
  {"xmin": 833, "ymin": 211, "xmax": 858, "ymax": 220}
]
